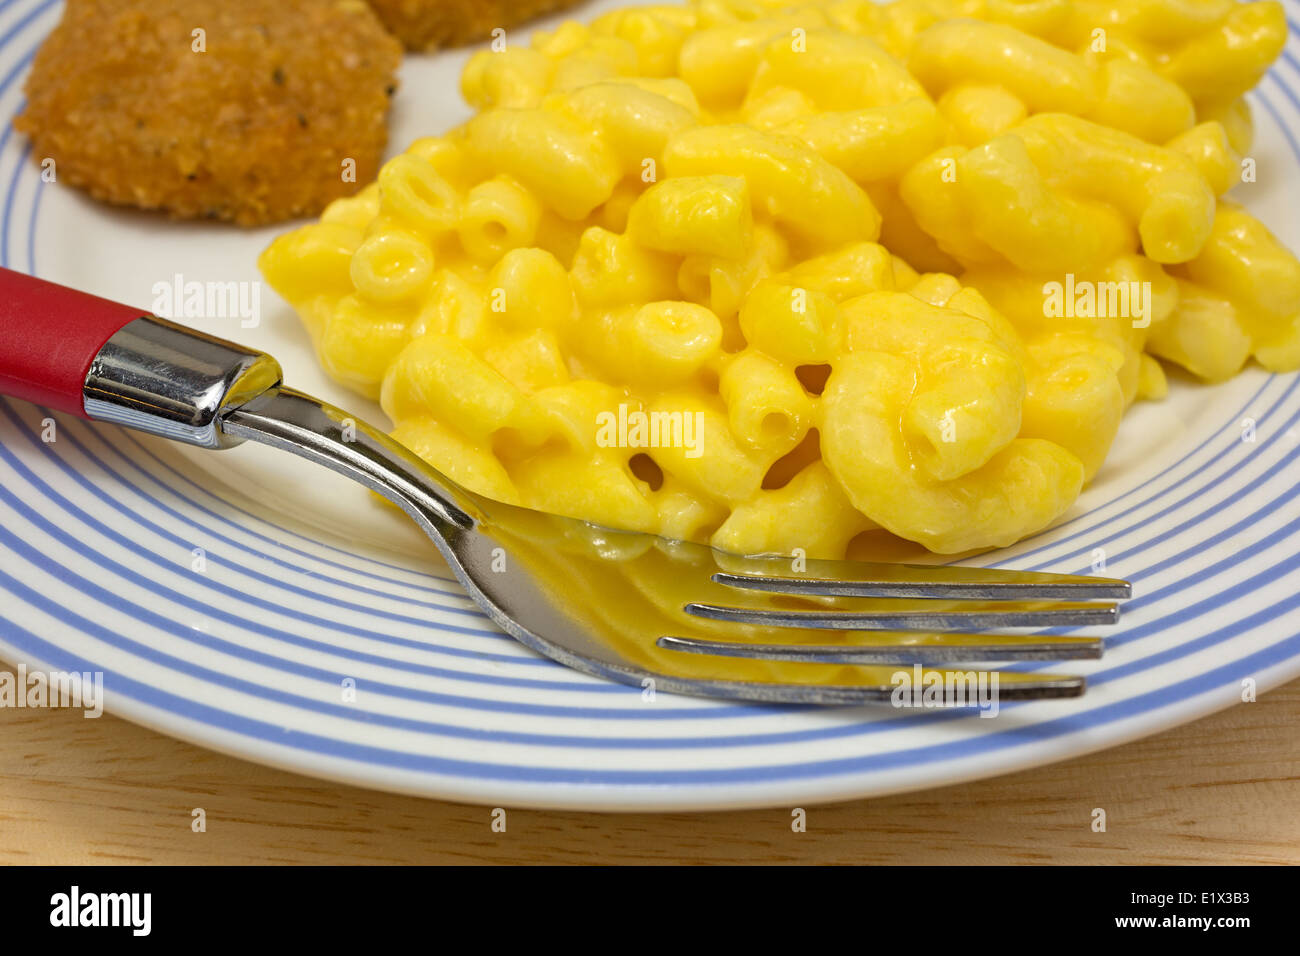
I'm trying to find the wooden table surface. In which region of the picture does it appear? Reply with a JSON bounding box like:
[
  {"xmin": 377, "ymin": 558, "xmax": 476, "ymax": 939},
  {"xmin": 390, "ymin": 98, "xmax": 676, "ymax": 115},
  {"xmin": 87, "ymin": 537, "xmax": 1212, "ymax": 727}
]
[{"xmin": 2, "ymin": 666, "xmax": 1296, "ymax": 864}]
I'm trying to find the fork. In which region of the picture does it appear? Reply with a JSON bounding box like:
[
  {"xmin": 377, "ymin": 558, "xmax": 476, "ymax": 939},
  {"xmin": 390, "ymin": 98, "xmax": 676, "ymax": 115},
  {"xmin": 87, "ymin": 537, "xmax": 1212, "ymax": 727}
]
[{"xmin": 0, "ymin": 268, "xmax": 1130, "ymax": 705}]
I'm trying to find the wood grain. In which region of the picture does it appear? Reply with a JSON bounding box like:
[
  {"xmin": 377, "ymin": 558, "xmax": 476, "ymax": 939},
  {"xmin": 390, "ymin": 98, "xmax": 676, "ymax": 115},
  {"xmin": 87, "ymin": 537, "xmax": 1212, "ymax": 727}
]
[{"xmin": 2, "ymin": 668, "xmax": 1297, "ymax": 864}]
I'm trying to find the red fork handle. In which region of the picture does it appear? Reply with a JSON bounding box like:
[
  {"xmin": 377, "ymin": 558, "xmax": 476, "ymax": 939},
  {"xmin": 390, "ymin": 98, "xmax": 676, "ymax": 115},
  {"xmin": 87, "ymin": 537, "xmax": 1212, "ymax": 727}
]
[
  {"xmin": 0, "ymin": 267, "xmax": 144, "ymax": 418},
  {"xmin": 0, "ymin": 267, "xmax": 281, "ymax": 448}
]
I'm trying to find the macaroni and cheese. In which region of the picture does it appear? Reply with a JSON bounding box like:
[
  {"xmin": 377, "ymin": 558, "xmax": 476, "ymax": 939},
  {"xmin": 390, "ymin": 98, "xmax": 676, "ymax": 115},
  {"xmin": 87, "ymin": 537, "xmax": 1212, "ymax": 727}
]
[{"xmin": 260, "ymin": 0, "xmax": 1300, "ymax": 556}]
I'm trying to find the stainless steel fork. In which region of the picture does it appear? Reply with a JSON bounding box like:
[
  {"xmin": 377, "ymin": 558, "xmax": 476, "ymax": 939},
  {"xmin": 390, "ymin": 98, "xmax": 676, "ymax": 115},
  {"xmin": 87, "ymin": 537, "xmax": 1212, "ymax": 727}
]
[{"xmin": 0, "ymin": 270, "xmax": 1130, "ymax": 705}]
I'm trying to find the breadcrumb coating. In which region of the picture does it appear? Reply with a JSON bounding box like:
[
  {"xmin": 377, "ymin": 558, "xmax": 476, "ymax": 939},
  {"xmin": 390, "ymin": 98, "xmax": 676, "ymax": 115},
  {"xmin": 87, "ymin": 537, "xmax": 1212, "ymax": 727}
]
[
  {"xmin": 365, "ymin": 0, "xmax": 586, "ymax": 51},
  {"xmin": 15, "ymin": 0, "xmax": 402, "ymax": 226}
]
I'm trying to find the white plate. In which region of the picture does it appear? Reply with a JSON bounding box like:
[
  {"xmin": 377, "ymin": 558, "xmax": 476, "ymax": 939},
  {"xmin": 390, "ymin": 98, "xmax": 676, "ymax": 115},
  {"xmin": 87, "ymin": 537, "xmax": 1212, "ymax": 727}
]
[{"xmin": 1, "ymin": 0, "xmax": 1299, "ymax": 811}]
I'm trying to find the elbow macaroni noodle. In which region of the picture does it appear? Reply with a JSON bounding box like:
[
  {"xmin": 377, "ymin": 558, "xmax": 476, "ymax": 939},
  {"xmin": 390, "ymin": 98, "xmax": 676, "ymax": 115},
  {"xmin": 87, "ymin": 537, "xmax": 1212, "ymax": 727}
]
[{"xmin": 260, "ymin": 0, "xmax": 1300, "ymax": 556}]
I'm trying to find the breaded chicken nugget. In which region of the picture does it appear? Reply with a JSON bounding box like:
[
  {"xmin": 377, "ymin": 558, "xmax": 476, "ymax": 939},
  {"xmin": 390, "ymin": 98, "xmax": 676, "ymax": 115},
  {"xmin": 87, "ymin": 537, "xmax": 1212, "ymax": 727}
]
[
  {"xmin": 365, "ymin": 0, "xmax": 585, "ymax": 51},
  {"xmin": 15, "ymin": 0, "xmax": 402, "ymax": 226}
]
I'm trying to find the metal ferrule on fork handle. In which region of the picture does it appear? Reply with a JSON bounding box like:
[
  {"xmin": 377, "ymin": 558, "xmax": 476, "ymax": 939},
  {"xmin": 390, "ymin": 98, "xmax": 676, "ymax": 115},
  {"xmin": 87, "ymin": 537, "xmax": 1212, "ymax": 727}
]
[
  {"xmin": 0, "ymin": 269, "xmax": 281, "ymax": 448},
  {"xmin": 83, "ymin": 316, "xmax": 281, "ymax": 448}
]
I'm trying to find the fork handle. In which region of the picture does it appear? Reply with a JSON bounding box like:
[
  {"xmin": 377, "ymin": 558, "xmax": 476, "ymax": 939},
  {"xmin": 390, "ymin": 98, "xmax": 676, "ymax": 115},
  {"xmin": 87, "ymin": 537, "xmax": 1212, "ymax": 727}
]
[{"xmin": 0, "ymin": 267, "xmax": 281, "ymax": 448}]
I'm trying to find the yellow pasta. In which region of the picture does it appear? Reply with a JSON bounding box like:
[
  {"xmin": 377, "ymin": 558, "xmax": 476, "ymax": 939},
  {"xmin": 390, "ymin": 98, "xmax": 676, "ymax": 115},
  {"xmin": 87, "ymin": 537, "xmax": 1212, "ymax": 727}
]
[
  {"xmin": 456, "ymin": 176, "xmax": 543, "ymax": 263},
  {"xmin": 719, "ymin": 348, "xmax": 814, "ymax": 454},
  {"xmin": 626, "ymin": 175, "xmax": 754, "ymax": 259},
  {"xmin": 376, "ymin": 155, "xmax": 461, "ymax": 238},
  {"xmin": 261, "ymin": 0, "xmax": 1300, "ymax": 557}
]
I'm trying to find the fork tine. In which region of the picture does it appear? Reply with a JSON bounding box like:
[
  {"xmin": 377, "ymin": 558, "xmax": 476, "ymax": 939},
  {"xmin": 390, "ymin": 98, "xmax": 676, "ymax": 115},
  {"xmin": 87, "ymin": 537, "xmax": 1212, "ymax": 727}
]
[
  {"xmin": 712, "ymin": 559, "xmax": 1131, "ymax": 600},
  {"xmin": 634, "ymin": 669, "xmax": 1088, "ymax": 703},
  {"xmin": 657, "ymin": 631, "xmax": 1104, "ymax": 663},
  {"xmin": 685, "ymin": 600, "xmax": 1120, "ymax": 630}
]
